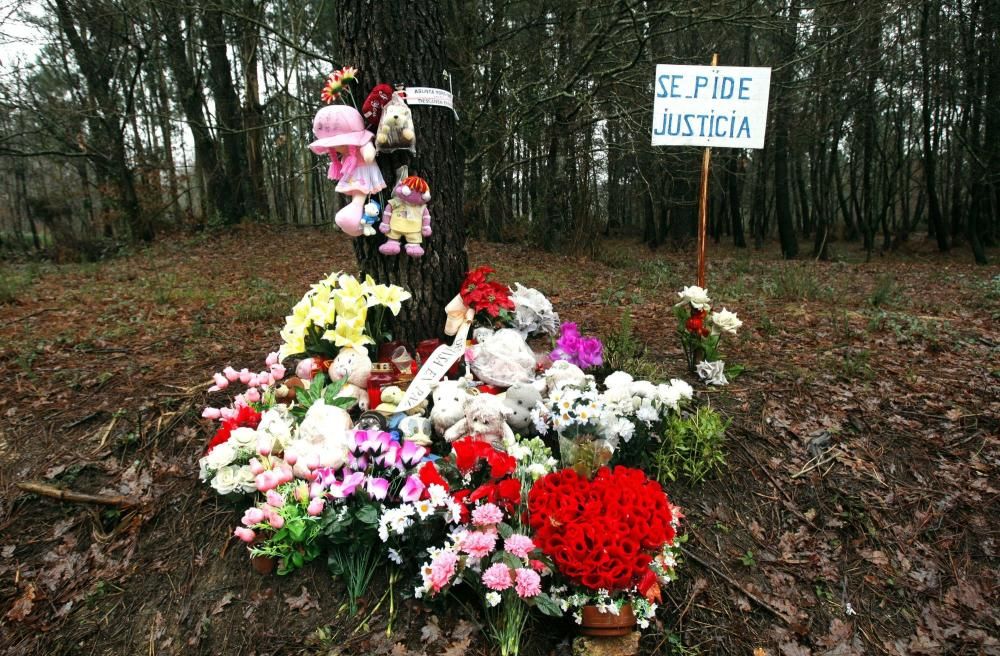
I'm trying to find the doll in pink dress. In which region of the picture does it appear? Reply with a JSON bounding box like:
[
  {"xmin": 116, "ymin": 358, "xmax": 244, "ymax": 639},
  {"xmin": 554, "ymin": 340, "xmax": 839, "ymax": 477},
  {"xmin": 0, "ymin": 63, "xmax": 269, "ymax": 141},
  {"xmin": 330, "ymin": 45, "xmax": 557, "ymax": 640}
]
[{"xmin": 309, "ymin": 105, "xmax": 386, "ymax": 237}]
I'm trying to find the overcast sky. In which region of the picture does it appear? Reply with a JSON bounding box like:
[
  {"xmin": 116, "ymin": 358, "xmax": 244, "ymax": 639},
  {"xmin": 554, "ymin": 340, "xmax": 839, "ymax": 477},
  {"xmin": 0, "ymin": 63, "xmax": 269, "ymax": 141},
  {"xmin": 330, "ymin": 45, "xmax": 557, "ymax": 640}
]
[{"xmin": 0, "ymin": 0, "xmax": 44, "ymax": 72}]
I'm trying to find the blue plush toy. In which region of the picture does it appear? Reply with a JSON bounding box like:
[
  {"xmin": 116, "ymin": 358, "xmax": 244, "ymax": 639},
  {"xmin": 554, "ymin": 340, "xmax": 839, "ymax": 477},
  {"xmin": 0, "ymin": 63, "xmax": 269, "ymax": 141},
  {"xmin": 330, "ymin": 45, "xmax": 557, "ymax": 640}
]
[{"xmin": 362, "ymin": 199, "xmax": 380, "ymax": 236}]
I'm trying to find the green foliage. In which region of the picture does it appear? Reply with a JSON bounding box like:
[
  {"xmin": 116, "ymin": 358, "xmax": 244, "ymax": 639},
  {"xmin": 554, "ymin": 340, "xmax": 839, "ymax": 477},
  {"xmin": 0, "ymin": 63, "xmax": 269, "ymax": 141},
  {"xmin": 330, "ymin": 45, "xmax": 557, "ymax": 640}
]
[
  {"xmin": 599, "ymin": 311, "xmax": 664, "ymax": 381},
  {"xmin": 654, "ymin": 406, "xmax": 729, "ymax": 485},
  {"xmin": 288, "ymin": 373, "xmax": 354, "ymax": 420},
  {"xmin": 322, "ymin": 500, "xmax": 385, "ymax": 615},
  {"xmin": 0, "ymin": 264, "xmax": 39, "ymax": 304},
  {"xmin": 234, "ymin": 279, "xmax": 295, "ymax": 322},
  {"xmin": 762, "ymin": 267, "xmax": 833, "ymax": 301},
  {"xmin": 739, "ymin": 550, "xmax": 756, "ymax": 568},
  {"xmin": 867, "ymin": 274, "xmax": 899, "ymax": 308}
]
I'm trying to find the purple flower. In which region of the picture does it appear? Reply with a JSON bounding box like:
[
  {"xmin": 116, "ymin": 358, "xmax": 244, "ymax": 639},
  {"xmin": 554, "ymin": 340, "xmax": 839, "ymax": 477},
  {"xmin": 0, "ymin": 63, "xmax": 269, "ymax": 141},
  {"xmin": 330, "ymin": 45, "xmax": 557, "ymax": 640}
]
[
  {"xmin": 377, "ymin": 444, "xmax": 400, "ymax": 468},
  {"xmin": 330, "ymin": 471, "xmax": 366, "ymax": 498},
  {"xmin": 400, "ymin": 475, "xmax": 425, "ymax": 502},
  {"xmin": 400, "ymin": 441, "xmax": 427, "ymax": 467},
  {"xmin": 577, "ymin": 337, "xmax": 604, "ymax": 368},
  {"xmin": 366, "ymin": 476, "xmax": 390, "ymax": 500},
  {"xmin": 560, "ymin": 322, "xmax": 580, "ymax": 338},
  {"xmin": 354, "ymin": 429, "xmax": 392, "ymax": 454}
]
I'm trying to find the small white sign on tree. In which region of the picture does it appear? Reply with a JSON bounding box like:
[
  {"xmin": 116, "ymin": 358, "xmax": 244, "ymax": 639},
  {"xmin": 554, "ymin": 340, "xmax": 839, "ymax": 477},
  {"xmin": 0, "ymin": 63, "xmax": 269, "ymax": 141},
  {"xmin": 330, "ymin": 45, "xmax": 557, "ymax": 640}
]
[{"xmin": 651, "ymin": 64, "xmax": 772, "ymax": 149}]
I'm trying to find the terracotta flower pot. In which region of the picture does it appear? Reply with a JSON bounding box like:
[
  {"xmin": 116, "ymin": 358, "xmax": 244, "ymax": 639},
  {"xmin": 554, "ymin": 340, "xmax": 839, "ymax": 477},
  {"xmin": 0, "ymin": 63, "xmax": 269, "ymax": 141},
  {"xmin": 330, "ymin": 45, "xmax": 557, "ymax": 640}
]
[
  {"xmin": 579, "ymin": 603, "xmax": 636, "ymax": 637},
  {"xmin": 250, "ymin": 554, "xmax": 275, "ymax": 575}
]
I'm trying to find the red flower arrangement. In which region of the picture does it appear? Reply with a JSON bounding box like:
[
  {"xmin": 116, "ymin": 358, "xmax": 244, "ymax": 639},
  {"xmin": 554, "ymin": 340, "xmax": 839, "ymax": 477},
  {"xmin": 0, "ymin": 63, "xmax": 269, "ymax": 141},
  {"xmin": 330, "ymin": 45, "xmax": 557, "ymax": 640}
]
[
  {"xmin": 528, "ymin": 466, "xmax": 676, "ymax": 593},
  {"xmin": 416, "ymin": 437, "xmax": 521, "ymax": 523},
  {"xmin": 460, "ymin": 266, "xmax": 515, "ymax": 320},
  {"xmin": 204, "ymin": 405, "xmax": 262, "ymax": 454}
]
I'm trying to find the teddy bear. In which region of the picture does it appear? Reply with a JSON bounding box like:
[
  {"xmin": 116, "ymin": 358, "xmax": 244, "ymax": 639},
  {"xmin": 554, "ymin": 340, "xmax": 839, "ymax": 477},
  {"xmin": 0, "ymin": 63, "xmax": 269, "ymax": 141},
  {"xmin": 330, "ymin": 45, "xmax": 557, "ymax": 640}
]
[
  {"xmin": 467, "ymin": 328, "xmax": 537, "ymax": 388},
  {"xmin": 502, "ymin": 382, "xmax": 543, "ymax": 435},
  {"xmin": 444, "ymin": 393, "xmax": 515, "ymax": 445},
  {"xmin": 373, "ymin": 385, "xmax": 428, "ymax": 417},
  {"xmin": 535, "ymin": 360, "xmax": 590, "ymax": 396},
  {"xmin": 431, "ymin": 379, "xmax": 474, "ymax": 437},
  {"xmin": 327, "ymin": 346, "xmax": 372, "ymax": 411},
  {"xmin": 379, "ymin": 176, "xmax": 432, "ymax": 257},
  {"xmin": 375, "ymin": 94, "xmax": 415, "ymax": 150}
]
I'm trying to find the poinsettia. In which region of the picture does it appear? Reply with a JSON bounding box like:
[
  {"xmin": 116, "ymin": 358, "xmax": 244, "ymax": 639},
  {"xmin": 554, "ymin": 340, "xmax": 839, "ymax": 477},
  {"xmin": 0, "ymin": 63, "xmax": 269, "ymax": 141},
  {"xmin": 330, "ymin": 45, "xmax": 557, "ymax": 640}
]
[{"xmin": 459, "ymin": 266, "xmax": 516, "ymax": 325}]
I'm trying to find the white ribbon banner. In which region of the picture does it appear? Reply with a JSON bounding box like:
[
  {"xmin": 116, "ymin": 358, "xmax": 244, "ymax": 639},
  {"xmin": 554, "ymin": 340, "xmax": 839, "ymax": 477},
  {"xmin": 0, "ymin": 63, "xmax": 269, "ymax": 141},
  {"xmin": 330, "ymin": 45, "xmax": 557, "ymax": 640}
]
[
  {"xmin": 404, "ymin": 86, "xmax": 454, "ymax": 110},
  {"xmin": 393, "ymin": 321, "xmax": 470, "ymax": 413}
]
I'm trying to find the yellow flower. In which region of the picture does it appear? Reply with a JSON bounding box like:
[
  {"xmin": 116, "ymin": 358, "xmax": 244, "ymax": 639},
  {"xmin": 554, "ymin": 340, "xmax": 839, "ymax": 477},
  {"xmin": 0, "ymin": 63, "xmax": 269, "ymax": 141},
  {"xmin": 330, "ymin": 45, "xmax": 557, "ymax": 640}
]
[
  {"xmin": 360, "ymin": 274, "xmax": 377, "ymax": 296},
  {"xmin": 370, "ymin": 283, "xmax": 411, "ymax": 315},
  {"xmin": 323, "ymin": 316, "xmax": 373, "ymax": 349},
  {"xmin": 337, "ymin": 274, "xmax": 365, "ymax": 299},
  {"xmin": 278, "ymin": 325, "xmax": 306, "ymax": 361}
]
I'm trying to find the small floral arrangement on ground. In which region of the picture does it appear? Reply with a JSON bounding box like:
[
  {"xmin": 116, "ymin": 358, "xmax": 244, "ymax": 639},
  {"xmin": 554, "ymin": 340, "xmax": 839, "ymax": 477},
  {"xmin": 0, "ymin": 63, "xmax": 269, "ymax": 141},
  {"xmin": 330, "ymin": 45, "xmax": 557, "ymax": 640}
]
[
  {"xmin": 674, "ymin": 285, "xmax": 743, "ymax": 385},
  {"xmin": 278, "ymin": 271, "xmax": 410, "ymax": 361},
  {"xmin": 528, "ymin": 466, "xmax": 683, "ymax": 627}
]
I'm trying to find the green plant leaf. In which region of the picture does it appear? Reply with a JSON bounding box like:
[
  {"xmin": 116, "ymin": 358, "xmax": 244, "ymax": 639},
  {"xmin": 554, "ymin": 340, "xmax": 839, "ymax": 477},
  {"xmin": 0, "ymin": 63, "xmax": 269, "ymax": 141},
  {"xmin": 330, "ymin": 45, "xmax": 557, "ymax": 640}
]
[{"xmin": 532, "ymin": 593, "xmax": 563, "ymax": 617}]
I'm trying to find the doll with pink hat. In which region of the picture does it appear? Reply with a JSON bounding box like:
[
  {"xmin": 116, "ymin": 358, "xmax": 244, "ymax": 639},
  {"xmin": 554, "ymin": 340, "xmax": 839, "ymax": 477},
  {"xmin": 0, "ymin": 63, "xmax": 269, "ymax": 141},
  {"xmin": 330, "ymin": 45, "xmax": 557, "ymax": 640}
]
[{"xmin": 309, "ymin": 87, "xmax": 385, "ymax": 237}]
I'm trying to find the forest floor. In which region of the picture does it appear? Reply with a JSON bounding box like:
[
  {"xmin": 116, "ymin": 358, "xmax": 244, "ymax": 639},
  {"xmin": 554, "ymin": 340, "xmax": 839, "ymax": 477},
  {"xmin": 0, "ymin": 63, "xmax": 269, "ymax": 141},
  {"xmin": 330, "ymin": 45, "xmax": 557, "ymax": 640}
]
[{"xmin": 1, "ymin": 226, "xmax": 998, "ymax": 656}]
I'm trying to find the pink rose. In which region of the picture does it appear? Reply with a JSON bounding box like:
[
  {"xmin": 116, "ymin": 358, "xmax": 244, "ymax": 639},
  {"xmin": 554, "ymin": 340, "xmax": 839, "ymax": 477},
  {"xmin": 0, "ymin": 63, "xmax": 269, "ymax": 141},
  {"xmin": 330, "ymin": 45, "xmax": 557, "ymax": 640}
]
[{"xmin": 233, "ymin": 527, "xmax": 255, "ymax": 543}]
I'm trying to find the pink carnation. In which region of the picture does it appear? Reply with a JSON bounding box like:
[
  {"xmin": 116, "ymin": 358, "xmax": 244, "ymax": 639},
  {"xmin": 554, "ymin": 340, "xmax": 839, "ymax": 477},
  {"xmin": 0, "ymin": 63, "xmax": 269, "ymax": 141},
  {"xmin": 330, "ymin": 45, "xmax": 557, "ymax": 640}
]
[
  {"xmin": 429, "ymin": 550, "xmax": 458, "ymax": 592},
  {"xmin": 514, "ymin": 568, "xmax": 541, "ymax": 598},
  {"xmin": 458, "ymin": 529, "xmax": 497, "ymax": 558},
  {"xmin": 503, "ymin": 534, "xmax": 535, "ymax": 559},
  {"xmin": 471, "ymin": 502, "xmax": 504, "ymax": 526},
  {"xmin": 482, "ymin": 563, "xmax": 513, "ymax": 591}
]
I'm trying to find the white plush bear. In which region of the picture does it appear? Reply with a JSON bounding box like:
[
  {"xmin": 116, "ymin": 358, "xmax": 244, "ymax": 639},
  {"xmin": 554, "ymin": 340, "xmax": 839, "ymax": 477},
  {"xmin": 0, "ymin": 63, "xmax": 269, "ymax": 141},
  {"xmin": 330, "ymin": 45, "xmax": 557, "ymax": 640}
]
[
  {"xmin": 502, "ymin": 383, "xmax": 542, "ymax": 435},
  {"xmin": 468, "ymin": 328, "xmax": 537, "ymax": 388},
  {"xmin": 431, "ymin": 379, "xmax": 473, "ymax": 437},
  {"xmin": 444, "ymin": 393, "xmax": 515, "ymax": 445},
  {"xmin": 536, "ymin": 360, "xmax": 590, "ymax": 395},
  {"xmin": 376, "ymin": 100, "xmax": 415, "ymax": 146},
  {"xmin": 327, "ymin": 346, "xmax": 372, "ymax": 411}
]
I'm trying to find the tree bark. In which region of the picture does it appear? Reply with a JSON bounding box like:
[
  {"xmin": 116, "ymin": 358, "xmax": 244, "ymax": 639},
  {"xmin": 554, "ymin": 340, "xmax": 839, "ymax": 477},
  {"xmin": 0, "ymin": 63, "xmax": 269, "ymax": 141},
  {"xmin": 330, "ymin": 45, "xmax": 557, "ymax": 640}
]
[{"xmin": 337, "ymin": 0, "xmax": 468, "ymax": 344}]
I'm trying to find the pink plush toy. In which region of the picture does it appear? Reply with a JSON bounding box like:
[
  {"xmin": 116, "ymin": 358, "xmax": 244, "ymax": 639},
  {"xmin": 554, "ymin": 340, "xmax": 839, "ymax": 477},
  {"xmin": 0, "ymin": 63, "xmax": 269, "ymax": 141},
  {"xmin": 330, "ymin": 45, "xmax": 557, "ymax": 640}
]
[
  {"xmin": 379, "ymin": 175, "xmax": 432, "ymax": 257},
  {"xmin": 309, "ymin": 105, "xmax": 386, "ymax": 237}
]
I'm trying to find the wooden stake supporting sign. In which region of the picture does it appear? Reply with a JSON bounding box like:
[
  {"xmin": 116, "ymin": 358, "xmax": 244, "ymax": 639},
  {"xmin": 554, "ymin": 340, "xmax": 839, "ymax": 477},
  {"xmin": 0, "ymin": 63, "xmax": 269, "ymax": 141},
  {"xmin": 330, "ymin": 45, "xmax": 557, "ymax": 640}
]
[
  {"xmin": 651, "ymin": 56, "xmax": 772, "ymax": 288},
  {"xmin": 697, "ymin": 53, "xmax": 719, "ymax": 287}
]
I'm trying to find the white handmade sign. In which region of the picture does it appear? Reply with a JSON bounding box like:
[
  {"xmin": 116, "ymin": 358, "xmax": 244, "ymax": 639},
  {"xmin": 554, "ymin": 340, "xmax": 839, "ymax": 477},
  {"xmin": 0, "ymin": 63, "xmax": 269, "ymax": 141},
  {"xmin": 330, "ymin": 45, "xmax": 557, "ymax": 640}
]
[
  {"xmin": 393, "ymin": 321, "xmax": 470, "ymax": 413},
  {"xmin": 651, "ymin": 64, "xmax": 771, "ymax": 149},
  {"xmin": 404, "ymin": 86, "xmax": 454, "ymax": 110}
]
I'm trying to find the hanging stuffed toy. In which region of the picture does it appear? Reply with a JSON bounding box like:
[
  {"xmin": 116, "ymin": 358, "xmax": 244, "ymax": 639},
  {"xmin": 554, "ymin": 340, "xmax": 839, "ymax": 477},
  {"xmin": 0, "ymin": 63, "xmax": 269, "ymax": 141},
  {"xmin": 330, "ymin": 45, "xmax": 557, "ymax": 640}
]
[
  {"xmin": 361, "ymin": 199, "xmax": 380, "ymax": 236},
  {"xmin": 309, "ymin": 105, "xmax": 385, "ymax": 237},
  {"xmin": 362, "ymin": 84, "xmax": 394, "ymax": 130},
  {"xmin": 308, "ymin": 68, "xmax": 386, "ymax": 237},
  {"xmin": 379, "ymin": 175, "xmax": 431, "ymax": 258},
  {"xmin": 375, "ymin": 91, "xmax": 417, "ymax": 154}
]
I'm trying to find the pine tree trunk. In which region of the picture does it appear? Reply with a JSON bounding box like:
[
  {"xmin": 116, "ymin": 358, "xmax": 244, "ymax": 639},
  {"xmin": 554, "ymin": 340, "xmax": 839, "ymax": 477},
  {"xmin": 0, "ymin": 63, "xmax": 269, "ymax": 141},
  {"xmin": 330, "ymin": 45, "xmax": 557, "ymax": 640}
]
[{"xmin": 337, "ymin": 0, "xmax": 468, "ymax": 343}]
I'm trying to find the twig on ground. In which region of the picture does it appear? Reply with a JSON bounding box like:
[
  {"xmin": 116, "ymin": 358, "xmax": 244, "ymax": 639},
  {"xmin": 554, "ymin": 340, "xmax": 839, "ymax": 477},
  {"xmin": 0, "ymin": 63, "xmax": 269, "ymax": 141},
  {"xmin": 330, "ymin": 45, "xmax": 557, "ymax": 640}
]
[
  {"xmin": 680, "ymin": 546, "xmax": 792, "ymax": 625},
  {"xmin": 0, "ymin": 307, "xmax": 58, "ymax": 327},
  {"xmin": 16, "ymin": 481, "xmax": 137, "ymax": 508}
]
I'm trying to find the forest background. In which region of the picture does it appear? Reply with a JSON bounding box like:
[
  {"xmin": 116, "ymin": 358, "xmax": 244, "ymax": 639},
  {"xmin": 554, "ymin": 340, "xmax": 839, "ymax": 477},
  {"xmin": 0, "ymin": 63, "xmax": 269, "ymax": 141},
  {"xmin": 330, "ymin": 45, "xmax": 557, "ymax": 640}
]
[{"xmin": 0, "ymin": 0, "xmax": 998, "ymax": 264}]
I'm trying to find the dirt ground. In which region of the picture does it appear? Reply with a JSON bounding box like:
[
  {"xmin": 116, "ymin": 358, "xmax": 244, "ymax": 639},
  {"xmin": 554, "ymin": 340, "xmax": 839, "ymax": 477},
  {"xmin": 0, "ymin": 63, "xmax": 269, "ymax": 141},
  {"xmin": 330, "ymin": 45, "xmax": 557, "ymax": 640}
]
[{"xmin": 1, "ymin": 227, "xmax": 998, "ymax": 655}]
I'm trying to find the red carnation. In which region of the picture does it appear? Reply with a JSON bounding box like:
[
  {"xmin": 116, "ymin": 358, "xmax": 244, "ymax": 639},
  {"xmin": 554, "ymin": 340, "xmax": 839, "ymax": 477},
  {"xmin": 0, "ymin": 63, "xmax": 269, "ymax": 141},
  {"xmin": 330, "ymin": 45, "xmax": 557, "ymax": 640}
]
[{"xmin": 204, "ymin": 405, "xmax": 261, "ymax": 454}]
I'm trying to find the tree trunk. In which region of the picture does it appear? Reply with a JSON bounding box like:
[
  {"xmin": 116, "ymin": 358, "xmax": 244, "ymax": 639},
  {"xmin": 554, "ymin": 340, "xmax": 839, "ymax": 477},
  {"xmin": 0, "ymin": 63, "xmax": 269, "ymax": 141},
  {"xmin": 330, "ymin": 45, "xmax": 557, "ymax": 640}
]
[
  {"xmin": 920, "ymin": 0, "xmax": 950, "ymax": 251},
  {"xmin": 337, "ymin": 0, "xmax": 468, "ymax": 343}
]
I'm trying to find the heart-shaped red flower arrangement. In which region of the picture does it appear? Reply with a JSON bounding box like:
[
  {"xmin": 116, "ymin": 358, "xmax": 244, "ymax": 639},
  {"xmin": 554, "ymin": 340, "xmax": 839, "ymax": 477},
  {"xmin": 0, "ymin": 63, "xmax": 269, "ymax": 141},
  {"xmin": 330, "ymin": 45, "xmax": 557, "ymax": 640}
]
[{"xmin": 527, "ymin": 466, "xmax": 676, "ymax": 592}]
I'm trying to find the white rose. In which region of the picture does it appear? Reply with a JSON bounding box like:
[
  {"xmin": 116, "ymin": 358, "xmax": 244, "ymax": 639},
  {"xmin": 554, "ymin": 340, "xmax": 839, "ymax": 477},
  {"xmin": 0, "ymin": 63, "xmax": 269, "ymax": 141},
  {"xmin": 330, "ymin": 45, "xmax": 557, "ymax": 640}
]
[
  {"xmin": 696, "ymin": 360, "xmax": 728, "ymax": 386},
  {"xmin": 675, "ymin": 285, "xmax": 712, "ymax": 310},
  {"xmin": 257, "ymin": 407, "xmax": 295, "ymax": 452},
  {"xmin": 210, "ymin": 465, "xmax": 245, "ymax": 495},
  {"xmin": 711, "ymin": 308, "xmax": 743, "ymax": 335},
  {"xmin": 234, "ymin": 465, "xmax": 257, "ymax": 493},
  {"xmin": 202, "ymin": 442, "xmax": 237, "ymax": 471},
  {"xmin": 229, "ymin": 426, "xmax": 258, "ymax": 451}
]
